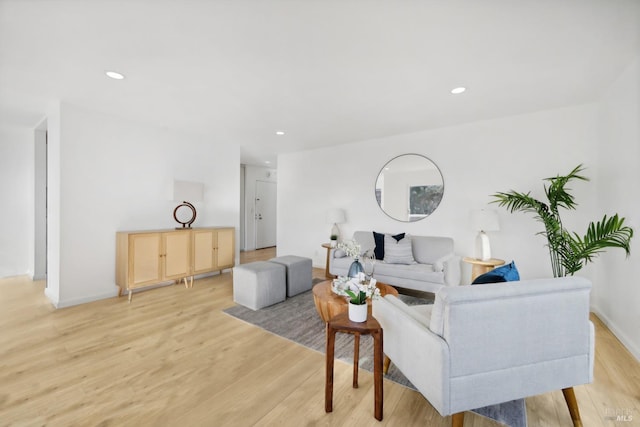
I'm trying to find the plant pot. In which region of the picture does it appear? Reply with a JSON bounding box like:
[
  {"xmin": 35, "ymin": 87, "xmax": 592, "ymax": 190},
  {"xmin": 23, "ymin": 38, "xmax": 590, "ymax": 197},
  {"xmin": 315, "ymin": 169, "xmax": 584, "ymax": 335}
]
[
  {"xmin": 348, "ymin": 259, "xmax": 363, "ymax": 278},
  {"xmin": 348, "ymin": 302, "xmax": 367, "ymax": 322}
]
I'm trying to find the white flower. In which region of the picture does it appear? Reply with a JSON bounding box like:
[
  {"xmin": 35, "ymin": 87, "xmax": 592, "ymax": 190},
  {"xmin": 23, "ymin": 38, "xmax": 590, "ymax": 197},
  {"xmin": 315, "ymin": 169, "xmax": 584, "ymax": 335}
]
[
  {"xmin": 336, "ymin": 273, "xmax": 381, "ymax": 304},
  {"xmin": 338, "ymin": 239, "xmax": 361, "ymax": 259}
]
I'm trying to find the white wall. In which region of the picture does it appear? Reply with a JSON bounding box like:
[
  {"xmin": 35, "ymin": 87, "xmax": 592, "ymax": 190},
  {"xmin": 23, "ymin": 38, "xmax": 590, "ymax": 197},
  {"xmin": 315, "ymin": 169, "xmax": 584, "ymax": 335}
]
[
  {"xmin": 594, "ymin": 57, "xmax": 640, "ymax": 360},
  {"xmin": 278, "ymin": 104, "xmax": 599, "ymax": 283},
  {"xmin": 34, "ymin": 126, "xmax": 47, "ymax": 280},
  {"xmin": 45, "ymin": 104, "xmax": 62, "ymax": 305},
  {"xmin": 0, "ymin": 125, "xmax": 34, "ymax": 278},
  {"xmin": 46, "ymin": 103, "xmax": 240, "ymax": 307}
]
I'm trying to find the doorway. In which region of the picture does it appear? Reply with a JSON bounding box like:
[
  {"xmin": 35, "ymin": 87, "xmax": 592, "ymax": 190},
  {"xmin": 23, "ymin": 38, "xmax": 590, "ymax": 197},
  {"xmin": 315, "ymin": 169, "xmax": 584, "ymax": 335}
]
[{"xmin": 255, "ymin": 180, "xmax": 277, "ymax": 249}]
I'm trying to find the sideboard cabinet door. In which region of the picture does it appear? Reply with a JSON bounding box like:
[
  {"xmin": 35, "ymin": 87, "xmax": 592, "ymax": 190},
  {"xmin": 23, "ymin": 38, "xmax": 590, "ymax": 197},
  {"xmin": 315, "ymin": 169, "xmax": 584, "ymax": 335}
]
[
  {"xmin": 130, "ymin": 232, "xmax": 163, "ymax": 287},
  {"xmin": 192, "ymin": 229, "xmax": 215, "ymax": 275},
  {"xmin": 192, "ymin": 227, "xmax": 235, "ymax": 274},
  {"xmin": 215, "ymin": 228, "xmax": 235, "ymax": 270},
  {"xmin": 162, "ymin": 230, "xmax": 191, "ymax": 280}
]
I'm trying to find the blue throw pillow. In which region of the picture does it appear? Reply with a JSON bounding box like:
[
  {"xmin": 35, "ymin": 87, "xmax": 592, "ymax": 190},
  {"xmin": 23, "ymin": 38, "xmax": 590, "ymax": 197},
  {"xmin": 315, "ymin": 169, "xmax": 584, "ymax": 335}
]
[
  {"xmin": 373, "ymin": 232, "xmax": 405, "ymax": 260},
  {"xmin": 472, "ymin": 261, "xmax": 520, "ymax": 284}
]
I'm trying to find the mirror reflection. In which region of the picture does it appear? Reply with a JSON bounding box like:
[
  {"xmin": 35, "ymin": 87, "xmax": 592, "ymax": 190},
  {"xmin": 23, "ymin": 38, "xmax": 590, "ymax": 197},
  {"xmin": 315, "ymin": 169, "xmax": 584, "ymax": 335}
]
[{"xmin": 375, "ymin": 154, "xmax": 444, "ymax": 222}]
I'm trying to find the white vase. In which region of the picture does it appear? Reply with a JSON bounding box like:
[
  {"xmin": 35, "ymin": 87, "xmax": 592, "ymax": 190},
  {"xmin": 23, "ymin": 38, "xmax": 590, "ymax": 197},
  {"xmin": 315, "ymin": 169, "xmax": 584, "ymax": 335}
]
[{"xmin": 348, "ymin": 302, "xmax": 368, "ymax": 322}]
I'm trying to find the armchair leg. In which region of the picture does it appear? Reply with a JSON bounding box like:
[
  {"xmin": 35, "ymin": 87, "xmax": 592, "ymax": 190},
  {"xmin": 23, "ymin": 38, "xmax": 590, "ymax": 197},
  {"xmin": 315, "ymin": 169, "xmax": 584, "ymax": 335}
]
[
  {"xmin": 383, "ymin": 355, "xmax": 391, "ymax": 374},
  {"xmin": 562, "ymin": 387, "xmax": 583, "ymax": 427},
  {"xmin": 451, "ymin": 412, "xmax": 464, "ymax": 427}
]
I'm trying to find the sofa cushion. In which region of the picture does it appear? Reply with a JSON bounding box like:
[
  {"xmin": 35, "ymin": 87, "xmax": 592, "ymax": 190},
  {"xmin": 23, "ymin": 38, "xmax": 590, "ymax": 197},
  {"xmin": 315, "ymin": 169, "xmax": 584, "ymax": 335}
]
[
  {"xmin": 352, "ymin": 231, "xmax": 376, "ymax": 255},
  {"xmin": 374, "ymin": 261, "xmax": 441, "ymax": 282},
  {"xmin": 411, "ymin": 236, "xmax": 455, "ymax": 264},
  {"xmin": 373, "ymin": 231, "xmax": 405, "ymax": 260},
  {"xmin": 472, "ymin": 261, "xmax": 520, "ymax": 284},
  {"xmin": 384, "ymin": 234, "xmax": 416, "ymax": 264}
]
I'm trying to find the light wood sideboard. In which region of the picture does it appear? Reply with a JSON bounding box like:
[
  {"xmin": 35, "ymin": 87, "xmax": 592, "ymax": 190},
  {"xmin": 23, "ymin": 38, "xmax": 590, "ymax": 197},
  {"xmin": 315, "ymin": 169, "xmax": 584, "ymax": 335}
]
[{"xmin": 116, "ymin": 227, "xmax": 235, "ymax": 302}]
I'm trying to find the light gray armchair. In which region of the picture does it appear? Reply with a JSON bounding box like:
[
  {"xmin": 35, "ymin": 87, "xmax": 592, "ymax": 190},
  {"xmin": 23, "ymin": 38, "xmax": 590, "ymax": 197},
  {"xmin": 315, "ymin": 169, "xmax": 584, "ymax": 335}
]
[{"xmin": 372, "ymin": 276, "xmax": 594, "ymax": 426}]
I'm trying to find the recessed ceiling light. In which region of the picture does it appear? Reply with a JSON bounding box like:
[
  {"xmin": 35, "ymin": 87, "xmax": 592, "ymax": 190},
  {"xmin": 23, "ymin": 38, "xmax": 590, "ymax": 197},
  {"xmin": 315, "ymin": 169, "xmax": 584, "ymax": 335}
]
[
  {"xmin": 105, "ymin": 71, "xmax": 125, "ymax": 80},
  {"xmin": 451, "ymin": 87, "xmax": 466, "ymax": 94},
  {"xmin": 275, "ymin": 131, "xmax": 285, "ymax": 135}
]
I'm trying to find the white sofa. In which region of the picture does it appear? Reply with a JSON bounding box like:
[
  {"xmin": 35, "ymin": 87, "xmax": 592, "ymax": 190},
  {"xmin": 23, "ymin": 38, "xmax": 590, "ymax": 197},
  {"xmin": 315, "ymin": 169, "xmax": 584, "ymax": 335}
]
[
  {"xmin": 372, "ymin": 276, "xmax": 594, "ymax": 426},
  {"xmin": 329, "ymin": 231, "xmax": 461, "ymax": 293}
]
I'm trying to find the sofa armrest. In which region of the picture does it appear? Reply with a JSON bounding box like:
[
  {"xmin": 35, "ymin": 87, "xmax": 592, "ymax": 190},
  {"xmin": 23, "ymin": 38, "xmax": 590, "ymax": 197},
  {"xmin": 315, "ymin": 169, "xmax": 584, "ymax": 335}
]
[
  {"xmin": 328, "ymin": 248, "xmax": 349, "ymax": 276},
  {"xmin": 373, "ymin": 295, "xmax": 451, "ymax": 414},
  {"xmin": 330, "ymin": 247, "xmax": 349, "ymax": 259},
  {"xmin": 433, "ymin": 254, "xmax": 461, "ymax": 286}
]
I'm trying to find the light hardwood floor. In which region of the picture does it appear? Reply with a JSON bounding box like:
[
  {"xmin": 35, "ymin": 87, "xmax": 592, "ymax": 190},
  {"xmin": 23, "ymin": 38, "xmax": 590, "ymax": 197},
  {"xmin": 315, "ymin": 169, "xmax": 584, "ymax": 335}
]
[{"xmin": 0, "ymin": 248, "xmax": 638, "ymax": 426}]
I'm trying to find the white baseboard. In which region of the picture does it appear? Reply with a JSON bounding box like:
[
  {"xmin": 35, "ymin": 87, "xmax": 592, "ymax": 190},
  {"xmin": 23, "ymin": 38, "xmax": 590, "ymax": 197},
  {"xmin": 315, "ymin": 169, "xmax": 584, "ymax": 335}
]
[
  {"xmin": 44, "ymin": 287, "xmax": 59, "ymax": 307},
  {"xmin": 55, "ymin": 290, "xmax": 120, "ymax": 308},
  {"xmin": 590, "ymin": 305, "xmax": 640, "ymax": 362},
  {"xmin": 44, "ymin": 271, "xmax": 235, "ymax": 309}
]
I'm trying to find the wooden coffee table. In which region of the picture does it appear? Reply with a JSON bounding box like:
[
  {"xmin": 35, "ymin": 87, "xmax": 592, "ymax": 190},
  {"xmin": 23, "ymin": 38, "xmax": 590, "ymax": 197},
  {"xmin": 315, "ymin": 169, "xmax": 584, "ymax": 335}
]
[{"xmin": 312, "ymin": 279, "xmax": 398, "ymax": 323}]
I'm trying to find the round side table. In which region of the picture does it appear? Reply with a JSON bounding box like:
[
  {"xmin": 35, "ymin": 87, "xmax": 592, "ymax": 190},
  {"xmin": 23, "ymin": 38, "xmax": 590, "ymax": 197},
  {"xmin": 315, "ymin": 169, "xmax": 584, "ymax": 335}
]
[
  {"xmin": 321, "ymin": 243, "xmax": 334, "ymax": 279},
  {"xmin": 463, "ymin": 257, "xmax": 505, "ymax": 283}
]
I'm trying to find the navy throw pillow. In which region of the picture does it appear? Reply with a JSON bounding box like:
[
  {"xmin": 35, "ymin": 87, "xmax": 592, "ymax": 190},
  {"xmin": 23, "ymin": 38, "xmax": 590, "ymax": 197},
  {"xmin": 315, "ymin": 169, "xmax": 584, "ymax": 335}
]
[
  {"xmin": 472, "ymin": 261, "xmax": 520, "ymax": 284},
  {"xmin": 373, "ymin": 231, "xmax": 405, "ymax": 260}
]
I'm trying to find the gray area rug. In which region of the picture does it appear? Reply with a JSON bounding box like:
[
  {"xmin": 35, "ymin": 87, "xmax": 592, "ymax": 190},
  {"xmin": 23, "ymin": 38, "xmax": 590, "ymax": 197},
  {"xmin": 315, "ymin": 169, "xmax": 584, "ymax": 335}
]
[{"xmin": 223, "ymin": 287, "xmax": 526, "ymax": 427}]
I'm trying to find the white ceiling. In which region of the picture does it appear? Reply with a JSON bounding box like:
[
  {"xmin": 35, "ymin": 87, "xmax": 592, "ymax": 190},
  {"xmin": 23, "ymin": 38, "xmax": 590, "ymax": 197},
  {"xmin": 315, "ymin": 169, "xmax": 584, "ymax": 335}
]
[{"xmin": 1, "ymin": 0, "xmax": 639, "ymax": 166}]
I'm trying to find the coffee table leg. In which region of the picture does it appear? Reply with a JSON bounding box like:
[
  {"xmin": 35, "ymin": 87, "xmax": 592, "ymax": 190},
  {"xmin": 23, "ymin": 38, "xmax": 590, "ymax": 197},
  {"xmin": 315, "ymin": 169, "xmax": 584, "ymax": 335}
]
[
  {"xmin": 353, "ymin": 333, "xmax": 360, "ymax": 388},
  {"xmin": 373, "ymin": 328, "xmax": 383, "ymax": 421},
  {"xmin": 325, "ymin": 323, "xmax": 336, "ymax": 413}
]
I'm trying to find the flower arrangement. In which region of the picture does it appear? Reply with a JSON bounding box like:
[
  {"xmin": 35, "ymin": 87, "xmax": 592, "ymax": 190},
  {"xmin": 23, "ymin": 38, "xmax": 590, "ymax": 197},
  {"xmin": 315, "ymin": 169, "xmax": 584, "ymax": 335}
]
[
  {"xmin": 338, "ymin": 239, "xmax": 361, "ymax": 259},
  {"xmin": 334, "ymin": 273, "xmax": 381, "ymax": 305}
]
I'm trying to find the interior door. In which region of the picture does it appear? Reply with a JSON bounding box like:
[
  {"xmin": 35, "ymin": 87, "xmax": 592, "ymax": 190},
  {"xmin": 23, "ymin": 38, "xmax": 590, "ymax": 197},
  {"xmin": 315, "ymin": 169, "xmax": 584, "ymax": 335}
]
[{"xmin": 255, "ymin": 181, "xmax": 277, "ymax": 249}]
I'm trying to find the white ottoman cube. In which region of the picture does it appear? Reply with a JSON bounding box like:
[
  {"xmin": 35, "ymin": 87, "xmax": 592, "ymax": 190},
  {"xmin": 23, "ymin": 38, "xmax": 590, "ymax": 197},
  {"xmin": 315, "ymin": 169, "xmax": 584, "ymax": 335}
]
[
  {"xmin": 233, "ymin": 261, "xmax": 286, "ymax": 310},
  {"xmin": 269, "ymin": 255, "xmax": 313, "ymax": 297}
]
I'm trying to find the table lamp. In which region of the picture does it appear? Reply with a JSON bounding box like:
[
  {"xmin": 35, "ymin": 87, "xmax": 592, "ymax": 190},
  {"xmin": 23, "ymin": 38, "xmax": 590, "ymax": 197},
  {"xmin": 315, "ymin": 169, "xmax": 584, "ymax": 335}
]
[
  {"xmin": 470, "ymin": 209, "xmax": 500, "ymax": 261},
  {"xmin": 326, "ymin": 208, "xmax": 346, "ymax": 247}
]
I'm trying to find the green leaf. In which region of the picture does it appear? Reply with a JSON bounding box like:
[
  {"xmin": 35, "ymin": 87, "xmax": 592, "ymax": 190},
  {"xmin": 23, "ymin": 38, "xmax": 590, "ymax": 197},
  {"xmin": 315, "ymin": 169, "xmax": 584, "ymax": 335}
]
[{"xmin": 492, "ymin": 165, "xmax": 633, "ymax": 277}]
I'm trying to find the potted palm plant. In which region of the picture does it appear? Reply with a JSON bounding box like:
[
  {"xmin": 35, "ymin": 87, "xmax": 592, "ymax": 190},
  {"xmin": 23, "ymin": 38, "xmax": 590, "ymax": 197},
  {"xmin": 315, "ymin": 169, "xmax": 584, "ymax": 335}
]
[{"xmin": 492, "ymin": 164, "xmax": 633, "ymax": 277}]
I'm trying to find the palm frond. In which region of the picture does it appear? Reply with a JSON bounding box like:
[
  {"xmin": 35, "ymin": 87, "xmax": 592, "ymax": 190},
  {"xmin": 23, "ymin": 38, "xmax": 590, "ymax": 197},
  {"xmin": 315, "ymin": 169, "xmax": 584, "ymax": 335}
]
[
  {"xmin": 492, "ymin": 165, "xmax": 633, "ymax": 277},
  {"xmin": 544, "ymin": 164, "xmax": 588, "ymax": 212},
  {"xmin": 574, "ymin": 214, "xmax": 633, "ymax": 254},
  {"xmin": 491, "ymin": 191, "xmax": 545, "ymax": 215}
]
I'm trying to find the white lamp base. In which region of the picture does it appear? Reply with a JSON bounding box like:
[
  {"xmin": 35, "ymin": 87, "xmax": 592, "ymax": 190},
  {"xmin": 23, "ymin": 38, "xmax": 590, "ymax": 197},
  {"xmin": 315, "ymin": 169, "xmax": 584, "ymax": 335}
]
[
  {"xmin": 331, "ymin": 223, "xmax": 340, "ymax": 242},
  {"xmin": 475, "ymin": 231, "xmax": 492, "ymax": 261}
]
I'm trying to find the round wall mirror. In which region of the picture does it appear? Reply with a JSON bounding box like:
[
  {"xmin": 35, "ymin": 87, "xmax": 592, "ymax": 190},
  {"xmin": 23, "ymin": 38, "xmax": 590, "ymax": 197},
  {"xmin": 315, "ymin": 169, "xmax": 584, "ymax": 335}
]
[{"xmin": 375, "ymin": 154, "xmax": 444, "ymax": 222}]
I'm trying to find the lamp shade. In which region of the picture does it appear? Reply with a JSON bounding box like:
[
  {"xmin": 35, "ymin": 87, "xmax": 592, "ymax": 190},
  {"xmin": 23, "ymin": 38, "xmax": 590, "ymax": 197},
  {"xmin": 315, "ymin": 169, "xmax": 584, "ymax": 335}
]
[
  {"xmin": 470, "ymin": 209, "xmax": 500, "ymax": 232},
  {"xmin": 173, "ymin": 180, "xmax": 204, "ymax": 203},
  {"xmin": 326, "ymin": 208, "xmax": 346, "ymax": 224}
]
